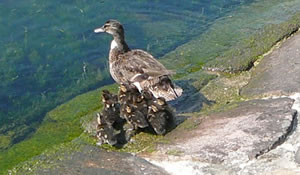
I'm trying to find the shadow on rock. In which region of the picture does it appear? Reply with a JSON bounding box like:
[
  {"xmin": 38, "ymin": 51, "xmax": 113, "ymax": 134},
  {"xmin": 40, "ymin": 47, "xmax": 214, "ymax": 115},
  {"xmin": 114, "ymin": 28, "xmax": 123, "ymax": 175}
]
[{"xmin": 170, "ymin": 80, "xmax": 215, "ymax": 114}]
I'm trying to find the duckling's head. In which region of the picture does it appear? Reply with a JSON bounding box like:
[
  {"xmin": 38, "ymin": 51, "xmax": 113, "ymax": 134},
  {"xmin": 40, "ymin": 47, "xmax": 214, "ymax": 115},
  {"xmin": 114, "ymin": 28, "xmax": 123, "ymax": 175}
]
[
  {"xmin": 94, "ymin": 19, "xmax": 124, "ymax": 37},
  {"xmin": 125, "ymin": 105, "xmax": 132, "ymax": 113},
  {"xmin": 150, "ymin": 105, "xmax": 159, "ymax": 113},
  {"xmin": 157, "ymin": 97, "xmax": 167, "ymax": 106},
  {"xmin": 119, "ymin": 83, "xmax": 128, "ymax": 93},
  {"xmin": 101, "ymin": 90, "xmax": 111, "ymax": 103},
  {"xmin": 141, "ymin": 89, "xmax": 154, "ymax": 101}
]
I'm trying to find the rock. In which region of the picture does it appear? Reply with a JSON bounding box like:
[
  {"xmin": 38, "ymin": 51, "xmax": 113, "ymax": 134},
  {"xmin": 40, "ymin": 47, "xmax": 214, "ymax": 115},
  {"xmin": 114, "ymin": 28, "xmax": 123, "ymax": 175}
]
[
  {"xmin": 24, "ymin": 145, "xmax": 169, "ymax": 175},
  {"xmin": 241, "ymin": 31, "xmax": 300, "ymax": 97},
  {"xmin": 145, "ymin": 98, "xmax": 296, "ymax": 165},
  {"xmin": 294, "ymin": 147, "xmax": 300, "ymax": 165},
  {"xmin": 169, "ymin": 80, "xmax": 214, "ymax": 114}
]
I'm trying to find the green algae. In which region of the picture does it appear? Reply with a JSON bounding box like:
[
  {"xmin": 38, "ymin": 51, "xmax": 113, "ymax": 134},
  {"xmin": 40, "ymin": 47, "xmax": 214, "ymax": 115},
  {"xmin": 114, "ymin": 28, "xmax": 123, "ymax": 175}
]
[
  {"xmin": 7, "ymin": 121, "xmax": 163, "ymax": 175},
  {"xmin": 0, "ymin": 84, "xmax": 118, "ymax": 174},
  {"xmin": 179, "ymin": 70, "xmax": 218, "ymax": 91},
  {"xmin": 0, "ymin": 135, "xmax": 12, "ymax": 150},
  {"xmin": 166, "ymin": 149, "xmax": 184, "ymax": 156},
  {"xmin": 200, "ymin": 71, "xmax": 250, "ymax": 107},
  {"xmin": 9, "ymin": 136, "xmax": 88, "ymax": 175},
  {"xmin": 204, "ymin": 12, "xmax": 300, "ymax": 73},
  {"xmin": 8, "ymin": 131, "xmax": 162, "ymax": 175},
  {"xmin": 161, "ymin": 0, "xmax": 300, "ymax": 73},
  {"xmin": 100, "ymin": 132, "xmax": 163, "ymax": 154},
  {"xmin": 177, "ymin": 116, "xmax": 204, "ymax": 131}
]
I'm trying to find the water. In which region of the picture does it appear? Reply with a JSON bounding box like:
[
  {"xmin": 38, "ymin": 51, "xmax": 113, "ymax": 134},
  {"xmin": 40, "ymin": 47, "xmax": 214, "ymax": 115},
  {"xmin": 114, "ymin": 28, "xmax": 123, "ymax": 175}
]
[{"xmin": 0, "ymin": 0, "xmax": 251, "ymax": 150}]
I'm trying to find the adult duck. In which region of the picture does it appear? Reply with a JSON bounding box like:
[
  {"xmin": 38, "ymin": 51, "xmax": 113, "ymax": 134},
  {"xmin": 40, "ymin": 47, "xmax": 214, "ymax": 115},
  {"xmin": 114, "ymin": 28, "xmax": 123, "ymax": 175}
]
[{"xmin": 94, "ymin": 19, "xmax": 182, "ymax": 101}]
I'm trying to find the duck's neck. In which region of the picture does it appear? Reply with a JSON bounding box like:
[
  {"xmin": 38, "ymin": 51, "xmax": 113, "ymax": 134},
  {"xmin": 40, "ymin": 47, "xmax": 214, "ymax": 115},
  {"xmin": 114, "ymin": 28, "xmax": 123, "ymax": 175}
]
[{"xmin": 110, "ymin": 35, "xmax": 130, "ymax": 53}]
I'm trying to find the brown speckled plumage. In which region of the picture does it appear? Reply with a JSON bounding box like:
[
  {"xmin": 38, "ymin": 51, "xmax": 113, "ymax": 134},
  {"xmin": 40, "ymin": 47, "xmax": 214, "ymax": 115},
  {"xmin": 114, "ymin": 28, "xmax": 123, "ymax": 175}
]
[
  {"xmin": 147, "ymin": 97, "xmax": 174, "ymax": 135},
  {"xmin": 100, "ymin": 90, "xmax": 122, "ymax": 126},
  {"xmin": 95, "ymin": 19, "xmax": 183, "ymax": 101}
]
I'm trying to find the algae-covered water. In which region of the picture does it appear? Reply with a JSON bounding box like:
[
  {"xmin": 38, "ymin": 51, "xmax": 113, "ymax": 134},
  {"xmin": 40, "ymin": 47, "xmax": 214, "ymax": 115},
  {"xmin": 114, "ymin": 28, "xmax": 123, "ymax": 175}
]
[{"xmin": 0, "ymin": 0, "xmax": 251, "ymax": 150}]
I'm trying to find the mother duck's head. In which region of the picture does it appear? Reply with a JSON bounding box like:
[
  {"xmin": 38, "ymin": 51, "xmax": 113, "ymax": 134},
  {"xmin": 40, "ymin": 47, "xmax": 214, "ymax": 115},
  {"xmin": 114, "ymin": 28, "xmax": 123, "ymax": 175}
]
[{"xmin": 94, "ymin": 19, "xmax": 124, "ymax": 38}]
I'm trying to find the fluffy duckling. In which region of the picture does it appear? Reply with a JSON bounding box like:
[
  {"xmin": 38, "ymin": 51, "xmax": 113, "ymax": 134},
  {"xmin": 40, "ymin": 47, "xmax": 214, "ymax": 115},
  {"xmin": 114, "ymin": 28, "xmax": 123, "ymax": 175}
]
[
  {"xmin": 101, "ymin": 90, "xmax": 122, "ymax": 126},
  {"xmin": 148, "ymin": 110, "xmax": 167, "ymax": 135},
  {"xmin": 147, "ymin": 97, "xmax": 174, "ymax": 135},
  {"xmin": 119, "ymin": 83, "xmax": 132, "ymax": 104},
  {"xmin": 122, "ymin": 122, "xmax": 136, "ymax": 142},
  {"xmin": 102, "ymin": 90, "xmax": 118, "ymax": 105},
  {"xmin": 96, "ymin": 113, "xmax": 118, "ymax": 146},
  {"xmin": 141, "ymin": 88, "xmax": 155, "ymax": 101},
  {"xmin": 121, "ymin": 103, "xmax": 149, "ymax": 129},
  {"xmin": 131, "ymin": 89, "xmax": 149, "ymax": 117},
  {"xmin": 119, "ymin": 82, "xmax": 149, "ymax": 117},
  {"xmin": 155, "ymin": 97, "xmax": 174, "ymax": 120},
  {"xmin": 118, "ymin": 83, "xmax": 140, "ymax": 104}
]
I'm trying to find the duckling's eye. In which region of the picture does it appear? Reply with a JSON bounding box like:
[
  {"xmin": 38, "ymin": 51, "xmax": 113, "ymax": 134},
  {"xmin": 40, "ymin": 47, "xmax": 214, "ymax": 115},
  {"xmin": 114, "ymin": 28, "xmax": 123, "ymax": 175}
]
[{"xmin": 104, "ymin": 24, "xmax": 109, "ymax": 28}]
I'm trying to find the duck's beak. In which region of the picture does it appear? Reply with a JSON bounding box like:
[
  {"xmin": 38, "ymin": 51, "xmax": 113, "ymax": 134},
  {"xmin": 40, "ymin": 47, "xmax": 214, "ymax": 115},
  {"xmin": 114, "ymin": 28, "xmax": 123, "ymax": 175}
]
[{"xmin": 94, "ymin": 26, "xmax": 105, "ymax": 33}]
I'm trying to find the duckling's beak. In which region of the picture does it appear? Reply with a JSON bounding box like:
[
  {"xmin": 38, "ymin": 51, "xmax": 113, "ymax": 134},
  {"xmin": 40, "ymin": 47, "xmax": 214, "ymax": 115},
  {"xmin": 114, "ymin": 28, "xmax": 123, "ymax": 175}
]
[{"xmin": 94, "ymin": 26, "xmax": 105, "ymax": 33}]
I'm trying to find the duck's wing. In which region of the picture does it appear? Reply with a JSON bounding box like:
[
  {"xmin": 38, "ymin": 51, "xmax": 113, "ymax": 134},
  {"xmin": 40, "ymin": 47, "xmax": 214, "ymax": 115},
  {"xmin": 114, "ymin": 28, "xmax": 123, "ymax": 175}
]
[
  {"xmin": 133, "ymin": 50, "xmax": 175, "ymax": 76},
  {"xmin": 116, "ymin": 49, "xmax": 174, "ymax": 80}
]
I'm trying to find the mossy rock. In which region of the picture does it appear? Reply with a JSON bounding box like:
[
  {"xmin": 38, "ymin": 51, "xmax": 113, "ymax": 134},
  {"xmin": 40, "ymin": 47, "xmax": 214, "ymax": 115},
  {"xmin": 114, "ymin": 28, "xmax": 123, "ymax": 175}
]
[
  {"xmin": 204, "ymin": 13, "xmax": 300, "ymax": 73},
  {"xmin": 0, "ymin": 135, "xmax": 12, "ymax": 150}
]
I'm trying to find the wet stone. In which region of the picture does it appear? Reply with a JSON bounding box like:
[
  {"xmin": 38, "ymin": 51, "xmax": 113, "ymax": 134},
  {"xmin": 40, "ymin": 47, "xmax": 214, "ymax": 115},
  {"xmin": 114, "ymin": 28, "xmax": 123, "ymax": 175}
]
[
  {"xmin": 241, "ymin": 31, "xmax": 300, "ymax": 97},
  {"xmin": 148, "ymin": 98, "xmax": 297, "ymax": 164}
]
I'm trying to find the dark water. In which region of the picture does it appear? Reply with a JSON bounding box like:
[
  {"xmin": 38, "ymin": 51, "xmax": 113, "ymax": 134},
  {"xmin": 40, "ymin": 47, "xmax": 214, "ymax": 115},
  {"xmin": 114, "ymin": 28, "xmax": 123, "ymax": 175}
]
[{"xmin": 0, "ymin": 0, "xmax": 251, "ymax": 149}]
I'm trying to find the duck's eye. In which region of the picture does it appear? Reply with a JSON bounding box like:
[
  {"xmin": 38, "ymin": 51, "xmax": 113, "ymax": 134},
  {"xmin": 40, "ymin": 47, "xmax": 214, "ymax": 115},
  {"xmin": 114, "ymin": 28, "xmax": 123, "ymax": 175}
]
[{"xmin": 104, "ymin": 24, "xmax": 109, "ymax": 28}]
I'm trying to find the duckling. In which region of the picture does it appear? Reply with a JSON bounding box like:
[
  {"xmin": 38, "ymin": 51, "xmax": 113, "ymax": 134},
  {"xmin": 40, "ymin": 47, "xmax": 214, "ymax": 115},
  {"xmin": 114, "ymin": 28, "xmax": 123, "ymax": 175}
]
[
  {"xmin": 120, "ymin": 103, "xmax": 148, "ymax": 130},
  {"xmin": 118, "ymin": 82, "xmax": 150, "ymax": 117},
  {"xmin": 141, "ymin": 88, "xmax": 155, "ymax": 101},
  {"xmin": 102, "ymin": 90, "xmax": 118, "ymax": 105},
  {"xmin": 130, "ymin": 88, "xmax": 150, "ymax": 117},
  {"xmin": 147, "ymin": 97, "xmax": 174, "ymax": 135},
  {"xmin": 155, "ymin": 97, "xmax": 174, "ymax": 121},
  {"xmin": 94, "ymin": 19, "xmax": 183, "ymax": 101},
  {"xmin": 118, "ymin": 83, "xmax": 128, "ymax": 104},
  {"xmin": 100, "ymin": 90, "xmax": 121, "ymax": 126},
  {"xmin": 123, "ymin": 122, "xmax": 136, "ymax": 142},
  {"xmin": 118, "ymin": 83, "xmax": 138, "ymax": 105},
  {"xmin": 96, "ymin": 113, "xmax": 118, "ymax": 146},
  {"xmin": 147, "ymin": 110, "xmax": 167, "ymax": 135}
]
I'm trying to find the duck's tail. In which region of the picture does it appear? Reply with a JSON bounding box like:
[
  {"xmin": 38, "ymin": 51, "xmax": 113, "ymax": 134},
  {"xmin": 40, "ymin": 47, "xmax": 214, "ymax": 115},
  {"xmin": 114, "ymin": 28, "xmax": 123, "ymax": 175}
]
[{"xmin": 149, "ymin": 75, "xmax": 183, "ymax": 101}]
